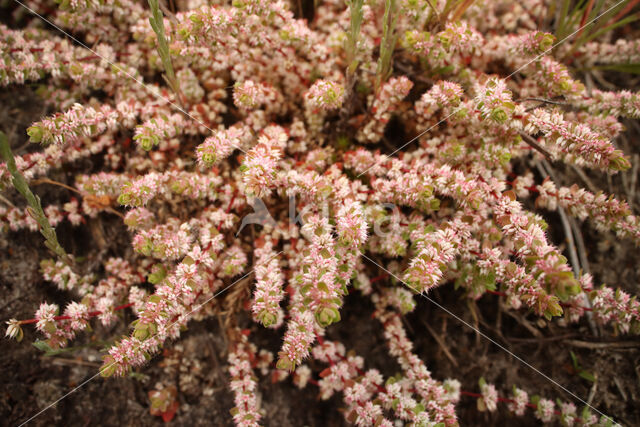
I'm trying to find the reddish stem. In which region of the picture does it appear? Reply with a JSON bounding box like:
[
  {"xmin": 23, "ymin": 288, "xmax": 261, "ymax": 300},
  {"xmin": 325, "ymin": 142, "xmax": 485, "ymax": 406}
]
[
  {"xmin": 607, "ymin": 0, "xmax": 640, "ymax": 28},
  {"xmin": 217, "ymin": 188, "xmax": 239, "ymax": 232},
  {"xmin": 19, "ymin": 302, "xmax": 134, "ymax": 325}
]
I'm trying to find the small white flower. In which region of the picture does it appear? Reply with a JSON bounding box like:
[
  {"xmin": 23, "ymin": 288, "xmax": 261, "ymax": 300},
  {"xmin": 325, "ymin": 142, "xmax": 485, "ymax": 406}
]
[{"xmin": 5, "ymin": 319, "xmax": 23, "ymax": 342}]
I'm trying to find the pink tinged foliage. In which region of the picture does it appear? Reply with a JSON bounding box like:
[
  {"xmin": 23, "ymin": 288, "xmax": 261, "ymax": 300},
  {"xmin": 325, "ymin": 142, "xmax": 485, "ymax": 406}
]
[
  {"xmin": 102, "ymin": 238, "xmax": 225, "ymax": 377},
  {"xmin": 474, "ymin": 78, "xmax": 516, "ymax": 124},
  {"xmin": 403, "ymin": 218, "xmax": 471, "ymax": 293},
  {"xmin": 478, "ymin": 379, "xmax": 498, "ymax": 412},
  {"xmin": 228, "ymin": 331, "xmax": 262, "ymax": 427},
  {"xmin": 299, "ymin": 215, "xmax": 342, "ymax": 327},
  {"xmin": 526, "ymin": 57, "xmax": 586, "ymax": 98},
  {"xmin": 374, "ymin": 297, "xmax": 458, "ymax": 425},
  {"xmin": 251, "ymin": 240, "xmax": 284, "ymax": 328},
  {"xmin": 3, "ymin": 3, "xmax": 640, "ymax": 426},
  {"xmin": 134, "ymin": 113, "xmax": 184, "ymax": 151},
  {"xmin": 196, "ymin": 126, "xmax": 249, "ymax": 168},
  {"xmin": 415, "ymin": 80, "xmax": 464, "ymax": 120},
  {"xmin": 404, "ymin": 21, "xmax": 483, "ymax": 65},
  {"xmin": 357, "ymin": 76, "xmax": 413, "ymax": 143},
  {"xmin": 277, "ymin": 308, "xmax": 316, "ymax": 372},
  {"xmin": 312, "ymin": 340, "xmax": 392, "ymax": 426},
  {"xmin": 508, "ymin": 387, "xmax": 529, "ymax": 416},
  {"xmin": 524, "ymin": 108, "xmax": 630, "ymax": 172},
  {"xmin": 572, "ymin": 88, "xmax": 640, "ymax": 119},
  {"xmin": 233, "ymin": 80, "xmax": 283, "ymax": 113},
  {"xmin": 535, "ymin": 398, "xmax": 556, "ymax": 423},
  {"xmin": 590, "ymin": 285, "xmax": 640, "ymax": 334},
  {"xmin": 533, "ymin": 178, "xmax": 640, "ymax": 243},
  {"xmin": 132, "ymin": 219, "xmax": 192, "ymax": 260},
  {"xmin": 118, "ymin": 172, "xmax": 163, "ymax": 207},
  {"xmin": 336, "ymin": 200, "xmax": 367, "ymax": 247},
  {"xmin": 27, "ymin": 103, "xmax": 118, "ymax": 146},
  {"xmin": 304, "ymin": 79, "xmax": 345, "ymax": 111},
  {"xmin": 241, "ymin": 125, "xmax": 287, "ymax": 198},
  {"xmin": 484, "ymin": 31, "xmax": 555, "ymax": 60}
]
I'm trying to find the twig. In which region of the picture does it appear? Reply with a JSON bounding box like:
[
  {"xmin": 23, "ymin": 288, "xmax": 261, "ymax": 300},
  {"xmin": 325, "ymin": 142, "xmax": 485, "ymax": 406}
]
[
  {"xmin": 519, "ymin": 131, "xmax": 553, "ymax": 160},
  {"xmin": 587, "ymin": 380, "xmax": 598, "ymax": 406},
  {"xmin": 502, "ymin": 308, "xmax": 542, "ymax": 338},
  {"xmin": 613, "ymin": 377, "xmax": 628, "ymax": 402},
  {"xmin": 158, "ymin": 0, "xmax": 178, "ymax": 24},
  {"xmin": 31, "ymin": 178, "xmax": 124, "ymax": 219},
  {"xmin": 569, "ymin": 216, "xmax": 590, "ymax": 274},
  {"xmin": 422, "ymin": 318, "xmax": 458, "ymax": 367},
  {"xmin": 517, "ymin": 97, "xmax": 568, "ymax": 105},
  {"xmin": 31, "ymin": 177, "xmax": 83, "ymax": 195},
  {"xmin": 570, "ymin": 165, "xmax": 598, "ymax": 193},
  {"xmin": 630, "ymin": 153, "xmax": 638, "ymax": 203},
  {"xmin": 450, "ymin": 0, "xmax": 476, "ymax": 22},
  {"xmin": 537, "ymin": 161, "xmax": 598, "ymax": 336},
  {"xmin": 394, "ymin": 61, "xmax": 433, "ymax": 85},
  {"xmin": 46, "ymin": 357, "xmax": 101, "ymax": 368},
  {"xmin": 518, "ymin": 97, "xmax": 568, "ymax": 112},
  {"xmin": 424, "ymin": 0, "xmax": 440, "ymax": 24},
  {"xmin": 590, "ymin": 69, "xmax": 616, "ymax": 91},
  {"xmin": 540, "ymin": 161, "xmax": 580, "ymax": 274},
  {"xmin": 507, "ymin": 333, "xmax": 578, "ymax": 343},
  {"xmin": 566, "ymin": 340, "xmax": 640, "ymax": 349},
  {"xmin": 0, "ymin": 193, "xmax": 16, "ymax": 208}
]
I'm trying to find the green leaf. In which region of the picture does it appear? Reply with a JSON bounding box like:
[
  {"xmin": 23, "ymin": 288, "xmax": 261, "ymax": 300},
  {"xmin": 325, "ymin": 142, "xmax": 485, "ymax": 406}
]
[
  {"xmin": 0, "ymin": 131, "xmax": 73, "ymax": 266},
  {"xmin": 375, "ymin": 0, "xmax": 398, "ymax": 93},
  {"xmin": 345, "ymin": 0, "xmax": 364, "ymax": 76},
  {"xmin": 147, "ymin": 0, "xmax": 180, "ymax": 97},
  {"xmin": 570, "ymin": 350, "xmax": 579, "ymax": 369},
  {"xmin": 594, "ymin": 63, "xmax": 640, "ymax": 75},
  {"xmin": 578, "ymin": 370, "xmax": 596, "ymax": 383},
  {"xmin": 32, "ymin": 340, "xmax": 77, "ymax": 356}
]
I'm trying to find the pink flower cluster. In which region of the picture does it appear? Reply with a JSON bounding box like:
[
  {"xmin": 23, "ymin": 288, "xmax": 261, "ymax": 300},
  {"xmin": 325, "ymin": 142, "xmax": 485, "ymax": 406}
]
[
  {"xmin": 241, "ymin": 125, "xmax": 287, "ymax": 197},
  {"xmin": 304, "ymin": 79, "xmax": 345, "ymax": 111},
  {"xmin": 196, "ymin": 126, "xmax": 249, "ymax": 168},
  {"xmin": 404, "ymin": 21, "xmax": 483, "ymax": 70},
  {"xmin": 312, "ymin": 340, "xmax": 392, "ymax": 426},
  {"xmin": 533, "ymin": 177, "xmax": 640, "ymax": 243},
  {"xmin": 234, "ymin": 80, "xmax": 283, "ymax": 113},
  {"xmin": 228, "ymin": 330, "xmax": 262, "ymax": 427},
  {"xmin": 251, "ymin": 240, "xmax": 284, "ymax": 327},
  {"xmin": 27, "ymin": 103, "xmax": 118, "ymax": 146},
  {"xmin": 525, "ymin": 108, "xmax": 630, "ymax": 172},
  {"xmin": 4, "ymin": 1, "xmax": 640, "ymax": 425},
  {"xmin": 415, "ymin": 80, "xmax": 464, "ymax": 121},
  {"xmin": 403, "ymin": 218, "xmax": 471, "ymax": 292},
  {"xmin": 134, "ymin": 113, "xmax": 184, "ymax": 151},
  {"xmin": 357, "ymin": 76, "xmax": 413, "ymax": 143},
  {"xmin": 374, "ymin": 294, "xmax": 458, "ymax": 424}
]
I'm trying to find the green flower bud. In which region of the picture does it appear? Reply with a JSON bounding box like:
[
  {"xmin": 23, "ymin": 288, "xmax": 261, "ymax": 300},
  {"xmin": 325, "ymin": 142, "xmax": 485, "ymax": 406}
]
[
  {"xmin": 117, "ymin": 192, "xmax": 132, "ymax": 206},
  {"xmin": 27, "ymin": 125, "xmax": 44, "ymax": 143},
  {"xmin": 538, "ymin": 33, "xmax": 554, "ymax": 53},
  {"xmin": 609, "ymin": 152, "xmax": 631, "ymax": 171},
  {"xmin": 259, "ymin": 311, "xmax": 277, "ymax": 327},
  {"xmin": 133, "ymin": 323, "xmax": 150, "ymax": 340},
  {"xmin": 100, "ymin": 358, "xmax": 117, "ymax": 377},
  {"xmin": 148, "ymin": 264, "xmax": 167, "ymax": 284},
  {"xmin": 140, "ymin": 136, "xmax": 154, "ymax": 151},
  {"xmin": 276, "ymin": 355, "xmax": 294, "ymax": 371},
  {"xmin": 559, "ymin": 80, "xmax": 571, "ymax": 93},
  {"xmin": 490, "ymin": 108, "xmax": 508, "ymax": 123},
  {"xmin": 315, "ymin": 306, "xmax": 340, "ymax": 327}
]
